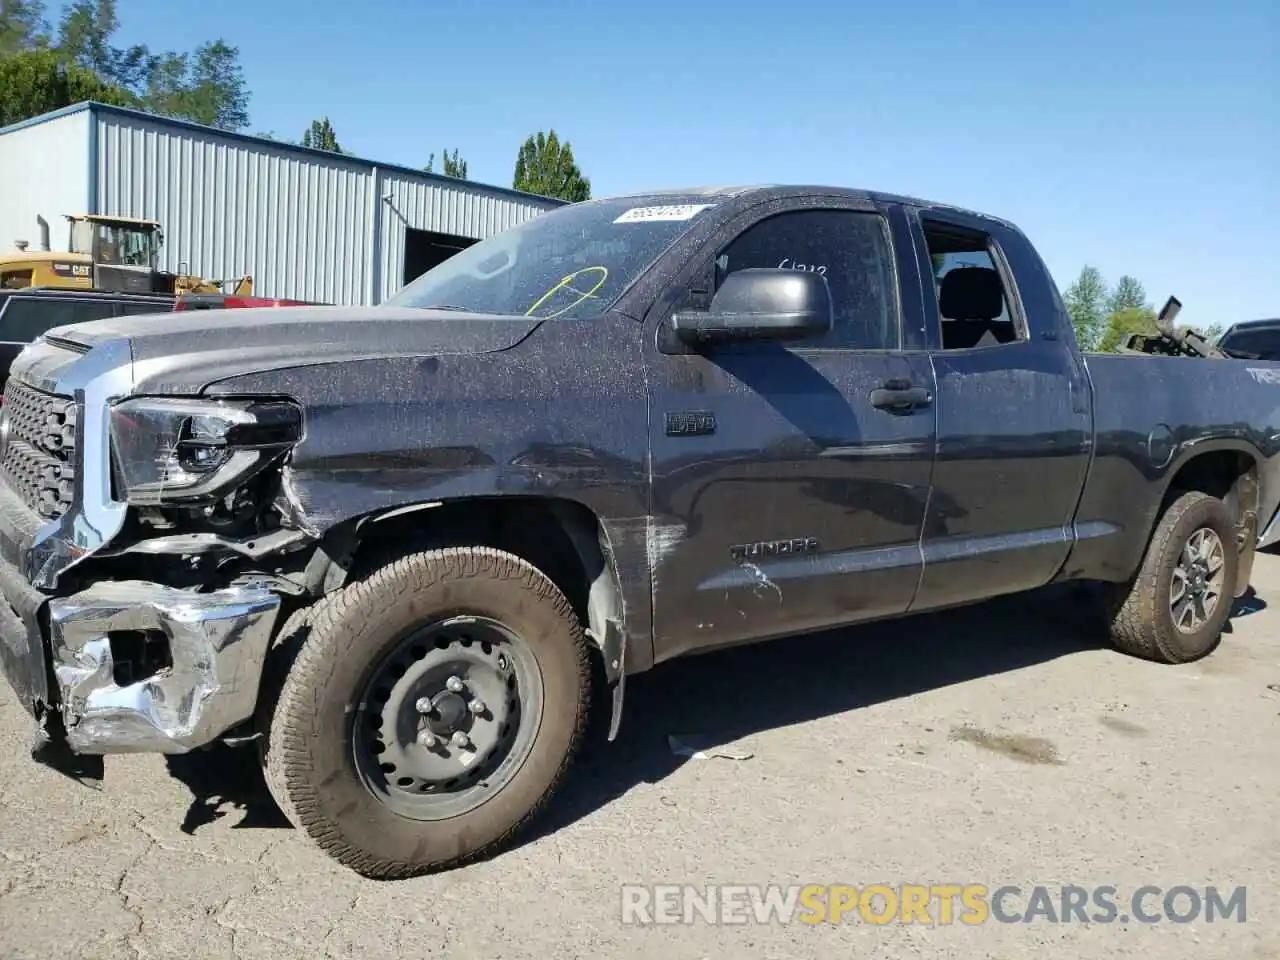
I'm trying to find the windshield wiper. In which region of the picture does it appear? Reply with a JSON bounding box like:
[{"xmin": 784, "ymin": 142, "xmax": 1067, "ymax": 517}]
[{"xmin": 418, "ymin": 304, "xmax": 476, "ymax": 313}]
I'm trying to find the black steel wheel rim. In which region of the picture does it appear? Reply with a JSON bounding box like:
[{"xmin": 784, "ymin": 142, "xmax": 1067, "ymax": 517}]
[{"xmin": 351, "ymin": 614, "xmax": 544, "ymax": 821}]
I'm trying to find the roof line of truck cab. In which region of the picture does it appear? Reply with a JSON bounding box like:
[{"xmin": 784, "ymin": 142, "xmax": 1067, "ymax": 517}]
[{"xmin": 592, "ymin": 184, "xmax": 1024, "ymax": 231}]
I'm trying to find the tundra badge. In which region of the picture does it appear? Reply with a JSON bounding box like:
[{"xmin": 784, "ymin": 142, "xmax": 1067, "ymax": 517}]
[
  {"xmin": 730, "ymin": 538, "xmax": 819, "ymax": 562},
  {"xmin": 665, "ymin": 411, "xmax": 717, "ymax": 436}
]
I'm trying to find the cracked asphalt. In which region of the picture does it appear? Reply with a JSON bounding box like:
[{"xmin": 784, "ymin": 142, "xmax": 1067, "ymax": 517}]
[{"xmin": 2, "ymin": 557, "xmax": 1279, "ymax": 960}]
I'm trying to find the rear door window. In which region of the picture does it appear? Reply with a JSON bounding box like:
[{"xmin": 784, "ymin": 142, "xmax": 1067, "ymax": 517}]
[
  {"xmin": 114, "ymin": 299, "xmax": 174, "ymax": 317},
  {"xmin": 0, "ymin": 297, "xmax": 122, "ymax": 342}
]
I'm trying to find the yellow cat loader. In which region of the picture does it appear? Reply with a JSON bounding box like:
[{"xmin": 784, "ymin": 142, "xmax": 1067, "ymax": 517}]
[{"xmin": 0, "ymin": 214, "xmax": 252, "ymax": 296}]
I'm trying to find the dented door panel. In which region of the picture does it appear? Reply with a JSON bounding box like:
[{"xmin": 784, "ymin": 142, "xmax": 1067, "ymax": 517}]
[
  {"xmin": 643, "ymin": 199, "xmax": 938, "ymax": 661},
  {"xmin": 646, "ymin": 347, "xmax": 937, "ymax": 660}
]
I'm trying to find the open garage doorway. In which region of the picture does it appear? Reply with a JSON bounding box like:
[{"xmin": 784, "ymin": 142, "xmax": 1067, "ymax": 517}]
[{"xmin": 403, "ymin": 228, "xmax": 479, "ymax": 285}]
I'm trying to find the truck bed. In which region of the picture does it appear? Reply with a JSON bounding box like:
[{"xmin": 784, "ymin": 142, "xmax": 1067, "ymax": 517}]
[{"xmin": 1070, "ymin": 352, "xmax": 1280, "ymax": 582}]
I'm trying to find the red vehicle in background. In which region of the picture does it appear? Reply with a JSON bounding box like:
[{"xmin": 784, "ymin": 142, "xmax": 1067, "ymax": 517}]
[{"xmin": 173, "ymin": 293, "xmax": 316, "ymax": 311}]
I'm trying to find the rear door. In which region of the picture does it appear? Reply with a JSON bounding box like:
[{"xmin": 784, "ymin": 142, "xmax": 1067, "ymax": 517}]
[
  {"xmin": 907, "ymin": 209, "xmax": 1092, "ymax": 611},
  {"xmin": 644, "ymin": 197, "xmax": 938, "ymax": 661}
]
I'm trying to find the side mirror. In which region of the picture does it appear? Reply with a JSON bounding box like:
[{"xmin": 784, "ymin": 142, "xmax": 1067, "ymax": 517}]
[{"xmin": 671, "ymin": 268, "xmax": 833, "ymax": 345}]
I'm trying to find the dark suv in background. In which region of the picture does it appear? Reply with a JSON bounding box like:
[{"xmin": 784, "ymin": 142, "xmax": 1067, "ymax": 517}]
[
  {"xmin": 0, "ymin": 289, "xmax": 319, "ymax": 392},
  {"xmin": 1218, "ymin": 318, "xmax": 1280, "ymax": 362},
  {"xmin": 0, "ymin": 288, "xmax": 176, "ymax": 390}
]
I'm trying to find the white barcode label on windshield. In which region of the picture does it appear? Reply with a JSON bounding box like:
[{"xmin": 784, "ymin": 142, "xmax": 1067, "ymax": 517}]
[{"xmin": 614, "ymin": 204, "xmax": 713, "ymax": 223}]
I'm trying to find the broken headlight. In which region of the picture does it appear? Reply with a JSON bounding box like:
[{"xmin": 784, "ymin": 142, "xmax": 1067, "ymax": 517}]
[{"xmin": 108, "ymin": 397, "xmax": 303, "ymax": 505}]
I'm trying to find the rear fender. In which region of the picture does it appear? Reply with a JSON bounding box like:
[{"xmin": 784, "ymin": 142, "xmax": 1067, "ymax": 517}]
[{"xmin": 1158, "ymin": 438, "xmax": 1266, "ymax": 598}]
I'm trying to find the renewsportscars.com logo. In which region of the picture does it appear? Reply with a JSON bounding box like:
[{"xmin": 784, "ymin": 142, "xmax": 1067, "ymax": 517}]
[{"xmin": 620, "ymin": 884, "xmax": 1248, "ymax": 926}]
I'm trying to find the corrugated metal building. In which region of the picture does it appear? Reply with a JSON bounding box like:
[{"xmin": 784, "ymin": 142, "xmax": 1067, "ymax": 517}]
[{"xmin": 0, "ymin": 101, "xmax": 565, "ymax": 304}]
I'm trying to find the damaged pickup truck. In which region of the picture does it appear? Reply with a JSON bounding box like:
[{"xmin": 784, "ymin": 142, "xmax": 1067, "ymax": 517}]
[{"xmin": 2, "ymin": 185, "xmax": 1279, "ymax": 878}]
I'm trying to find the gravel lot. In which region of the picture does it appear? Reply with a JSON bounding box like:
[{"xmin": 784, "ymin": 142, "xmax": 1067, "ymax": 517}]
[{"xmin": 1, "ymin": 556, "xmax": 1278, "ymax": 960}]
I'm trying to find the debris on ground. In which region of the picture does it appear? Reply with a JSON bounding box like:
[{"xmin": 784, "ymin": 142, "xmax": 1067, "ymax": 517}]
[{"xmin": 667, "ymin": 734, "xmax": 754, "ymax": 761}]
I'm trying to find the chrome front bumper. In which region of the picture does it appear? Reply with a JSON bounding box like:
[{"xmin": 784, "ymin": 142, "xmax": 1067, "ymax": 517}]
[
  {"xmin": 0, "ymin": 338, "xmax": 283, "ymax": 755},
  {"xmin": 48, "ymin": 580, "xmax": 280, "ymax": 754}
]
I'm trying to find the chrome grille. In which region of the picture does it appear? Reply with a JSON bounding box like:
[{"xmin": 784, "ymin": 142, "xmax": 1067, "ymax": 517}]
[{"xmin": 1, "ymin": 380, "xmax": 78, "ymax": 520}]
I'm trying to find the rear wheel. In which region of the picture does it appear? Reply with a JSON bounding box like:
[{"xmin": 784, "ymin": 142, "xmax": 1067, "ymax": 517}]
[
  {"xmin": 1107, "ymin": 490, "xmax": 1238, "ymax": 663},
  {"xmin": 259, "ymin": 546, "xmax": 592, "ymax": 878}
]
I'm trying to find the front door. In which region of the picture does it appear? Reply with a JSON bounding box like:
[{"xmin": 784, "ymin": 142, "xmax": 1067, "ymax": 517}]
[{"xmin": 644, "ymin": 200, "xmax": 938, "ymax": 663}]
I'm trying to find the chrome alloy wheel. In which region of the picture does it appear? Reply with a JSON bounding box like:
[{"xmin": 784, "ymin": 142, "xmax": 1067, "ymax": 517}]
[{"xmin": 1170, "ymin": 527, "xmax": 1226, "ymax": 635}]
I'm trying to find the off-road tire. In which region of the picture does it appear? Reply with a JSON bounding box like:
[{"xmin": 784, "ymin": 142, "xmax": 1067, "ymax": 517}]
[
  {"xmin": 1107, "ymin": 490, "xmax": 1238, "ymax": 663},
  {"xmin": 258, "ymin": 546, "xmax": 592, "ymax": 879}
]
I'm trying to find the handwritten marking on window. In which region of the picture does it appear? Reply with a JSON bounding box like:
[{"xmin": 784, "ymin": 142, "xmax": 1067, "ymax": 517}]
[{"xmin": 778, "ymin": 258, "xmax": 827, "ymax": 276}]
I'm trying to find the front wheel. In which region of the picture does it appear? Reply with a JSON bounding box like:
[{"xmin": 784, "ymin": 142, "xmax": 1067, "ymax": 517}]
[
  {"xmin": 1107, "ymin": 490, "xmax": 1238, "ymax": 664},
  {"xmin": 259, "ymin": 546, "xmax": 592, "ymax": 879}
]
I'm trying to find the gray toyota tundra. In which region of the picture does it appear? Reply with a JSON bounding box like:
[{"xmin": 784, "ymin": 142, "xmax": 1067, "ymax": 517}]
[{"xmin": 1, "ymin": 185, "xmax": 1278, "ymax": 878}]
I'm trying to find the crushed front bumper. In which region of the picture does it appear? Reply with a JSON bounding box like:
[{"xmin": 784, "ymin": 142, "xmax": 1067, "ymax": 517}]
[
  {"xmin": 0, "ymin": 338, "xmax": 283, "ymax": 758},
  {"xmin": 0, "ymin": 564, "xmax": 281, "ymax": 754}
]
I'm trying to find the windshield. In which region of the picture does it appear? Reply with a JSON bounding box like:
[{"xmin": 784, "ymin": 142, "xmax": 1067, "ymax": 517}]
[
  {"xmin": 95, "ymin": 223, "xmax": 156, "ymax": 267},
  {"xmin": 386, "ymin": 196, "xmax": 719, "ymax": 319}
]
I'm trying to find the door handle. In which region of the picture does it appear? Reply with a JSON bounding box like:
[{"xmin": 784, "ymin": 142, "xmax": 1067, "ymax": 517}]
[{"xmin": 869, "ymin": 382, "xmax": 933, "ymax": 411}]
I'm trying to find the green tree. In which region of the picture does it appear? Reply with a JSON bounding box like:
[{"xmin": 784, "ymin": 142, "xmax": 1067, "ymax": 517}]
[
  {"xmin": 425, "ymin": 147, "xmax": 467, "ymax": 179},
  {"xmin": 1098, "ymin": 306, "xmax": 1158, "ymax": 353},
  {"xmin": 301, "ymin": 116, "xmax": 342, "ymax": 152},
  {"xmin": 513, "ymin": 129, "xmax": 590, "ymax": 201},
  {"xmin": 1063, "ymin": 265, "xmax": 1108, "ymax": 351},
  {"xmin": 0, "ymin": 47, "xmax": 132, "ymax": 127},
  {"xmin": 1107, "ymin": 275, "xmax": 1148, "ymax": 315},
  {"xmin": 1180, "ymin": 322, "xmax": 1225, "ymax": 344},
  {"xmin": 0, "ymin": 0, "xmax": 252, "ymax": 131},
  {"xmin": 0, "ymin": 0, "xmax": 50, "ymax": 55},
  {"xmin": 255, "ymin": 130, "xmax": 298, "ymax": 144},
  {"xmin": 56, "ymin": 0, "xmax": 153, "ymax": 92},
  {"xmin": 144, "ymin": 41, "xmax": 249, "ymax": 131}
]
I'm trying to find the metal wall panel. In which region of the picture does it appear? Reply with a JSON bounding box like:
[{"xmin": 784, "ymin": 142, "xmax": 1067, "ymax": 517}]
[
  {"xmin": 93, "ymin": 107, "xmax": 564, "ymax": 305},
  {"xmin": 0, "ymin": 109, "xmax": 91, "ymax": 261},
  {"xmin": 0, "ymin": 103, "xmax": 563, "ymax": 304},
  {"xmin": 95, "ymin": 111, "xmax": 376, "ymax": 304},
  {"xmin": 376, "ymin": 171, "xmax": 561, "ymax": 302}
]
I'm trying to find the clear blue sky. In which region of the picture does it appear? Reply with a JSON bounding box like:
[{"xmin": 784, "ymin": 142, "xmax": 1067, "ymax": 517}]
[{"xmin": 101, "ymin": 0, "xmax": 1277, "ymax": 328}]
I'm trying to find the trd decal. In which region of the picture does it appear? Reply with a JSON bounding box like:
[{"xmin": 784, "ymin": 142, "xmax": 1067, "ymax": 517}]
[
  {"xmin": 730, "ymin": 537, "xmax": 819, "ymax": 563},
  {"xmin": 665, "ymin": 410, "xmax": 717, "ymax": 436}
]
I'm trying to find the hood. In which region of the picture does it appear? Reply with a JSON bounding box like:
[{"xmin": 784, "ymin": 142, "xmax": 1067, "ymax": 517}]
[{"xmin": 43, "ymin": 304, "xmax": 545, "ymax": 394}]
